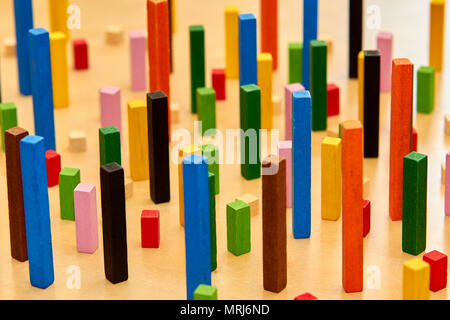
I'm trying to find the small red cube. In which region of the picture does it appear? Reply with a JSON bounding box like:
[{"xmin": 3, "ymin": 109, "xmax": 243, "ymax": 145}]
[
  {"xmin": 327, "ymin": 83, "xmax": 340, "ymax": 116},
  {"xmin": 212, "ymin": 69, "xmax": 226, "ymax": 101},
  {"xmin": 294, "ymin": 293, "xmax": 318, "ymax": 300},
  {"xmin": 45, "ymin": 150, "xmax": 61, "ymax": 187},
  {"xmin": 412, "ymin": 128, "xmax": 418, "ymax": 152},
  {"xmin": 141, "ymin": 210, "xmax": 160, "ymax": 248},
  {"xmin": 73, "ymin": 39, "xmax": 89, "ymax": 70},
  {"xmin": 363, "ymin": 200, "xmax": 371, "ymax": 238},
  {"xmin": 423, "ymin": 250, "xmax": 447, "ymax": 292}
]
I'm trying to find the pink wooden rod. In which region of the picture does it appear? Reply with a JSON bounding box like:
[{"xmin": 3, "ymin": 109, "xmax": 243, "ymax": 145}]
[
  {"xmin": 278, "ymin": 140, "xmax": 292, "ymax": 208},
  {"xmin": 74, "ymin": 183, "xmax": 98, "ymax": 254},
  {"xmin": 100, "ymin": 86, "xmax": 122, "ymax": 133},
  {"xmin": 377, "ymin": 32, "xmax": 393, "ymax": 92},
  {"xmin": 285, "ymin": 83, "xmax": 305, "ymax": 140},
  {"xmin": 130, "ymin": 31, "xmax": 147, "ymax": 92}
]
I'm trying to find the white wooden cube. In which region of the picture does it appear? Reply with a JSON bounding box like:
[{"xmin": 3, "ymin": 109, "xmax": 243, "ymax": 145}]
[
  {"xmin": 105, "ymin": 25, "xmax": 124, "ymax": 45},
  {"xmin": 69, "ymin": 130, "xmax": 87, "ymax": 152},
  {"xmin": 236, "ymin": 193, "xmax": 259, "ymax": 217},
  {"xmin": 3, "ymin": 37, "xmax": 16, "ymax": 57}
]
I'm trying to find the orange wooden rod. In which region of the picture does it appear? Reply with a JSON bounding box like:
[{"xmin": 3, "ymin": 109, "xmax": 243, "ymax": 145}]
[
  {"xmin": 342, "ymin": 120, "xmax": 363, "ymax": 293},
  {"xmin": 389, "ymin": 59, "xmax": 413, "ymax": 221},
  {"xmin": 261, "ymin": 0, "xmax": 278, "ymax": 70}
]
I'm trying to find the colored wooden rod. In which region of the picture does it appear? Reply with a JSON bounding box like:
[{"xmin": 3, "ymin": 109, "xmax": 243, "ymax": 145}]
[
  {"xmin": 208, "ymin": 173, "xmax": 217, "ymax": 271},
  {"xmin": 377, "ymin": 32, "xmax": 393, "ymax": 92},
  {"xmin": 13, "ymin": 0, "xmax": 34, "ymax": 95},
  {"xmin": 446, "ymin": 152, "xmax": 450, "ymax": 216},
  {"xmin": 189, "ymin": 25, "xmax": 205, "ymax": 114},
  {"xmin": 429, "ymin": 0, "xmax": 446, "ymax": 71},
  {"xmin": 100, "ymin": 162, "xmax": 128, "ymax": 284},
  {"xmin": 225, "ymin": 6, "xmax": 240, "ymax": 79},
  {"xmin": 417, "ymin": 66, "xmax": 435, "ymax": 114},
  {"xmin": 288, "ymin": 42, "xmax": 302, "ymax": 84},
  {"xmin": 74, "ymin": 183, "xmax": 98, "ymax": 254},
  {"xmin": 130, "ymin": 31, "xmax": 147, "ymax": 92},
  {"xmin": 292, "ymin": 91, "xmax": 311, "ymax": 239},
  {"xmin": 99, "ymin": 126, "xmax": 121, "ymax": 166},
  {"xmin": 100, "ymin": 86, "xmax": 122, "ymax": 134},
  {"xmin": 59, "ymin": 167, "xmax": 81, "ymax": 221},
  {"xmin": 127, "ymin": 100, "xmax": 149, "ymax": 181},
  {"xmin": 141, "ymin": 210, "xmax": 160, "ymax": 248},
  {"xmin": 284, "ymin": 83, "xmax": 304, "ymax": 141},
  {"xmin": 310, "ymin": 40, "xmax": 327, "ymax": 131},
  {"xmin": 73, "ymin": 39, "xmax": 89, "ymax": 70},
  {"xmin": 302, "ymin": 0, "xmax": 318, "ymax": 89},
  {"xmin": 49, "ymin": 32, "xmax": 69, "ymax": 108},
  {"xmin": 262, "ymin": 155, "xmax": 287, "ymax": 293},
  {"xmin": 403, "ymin": 259, "xmax": 430, "ymax": 300},
  {"xmin": 363, "ymin": 50, "xmax": 381, "ymax": 158},
  {"xmin": 48, "ymin": 0, "xmax": 69, "ymax": 36},
  {"xmin": 147, "ymin": 91, "xmax": 170, "ymax": 204},
  {"xmin": 349, "ymin": 0, "xmax": 363, "ymax": 78},
  {"xmin": 357, "ymin": 50, "xmax": 364, "ymax": 124},
  {"xmin": 239, "ymin": 14, "xmax": 257, "ymax": 86},
  {"xmin": 147, "ymin": 0, "xmax": 171, "ymax": 118},
  {"xmin": 402, "ymin": 152, "xmax": 427, "ymax": 256},
  {"xmin": 278, "ymin": 141, "xmax": 292, "ymax": 208},
  {"xmin": 389, "ymin": 59, "xmax": 413, "ymax": 221},
  {"xmin": 227, "ymin": 200, "xmax": 251, "ymax": 256},
  {"xmin": 194, "ymin": 285, "xmax": 218, "ymax": 300},
  {"xmin": 5, "ymin": 127, "xmax": 29, "ymax": 262},
  {"xmin": 202, "ymin": 144, "xmax": 220, "ymax": 194},
  {"xmin": 212, "ymin": 69, "xmax": 226, "ymax": 100},
  {"xmin": 261, "ymin": 0, "xmax": 278, "ymax": 70},
  {"xmin": 197, "ymin": 87, "xmax": 216, "ymax": 136},
  {"xmin": 45, "ymin": 150, "xmax": 61, "ymax": 187},
  {"xmin": 342, "ymin": 120, "xmax": 363, "ymax": 293},
  {"xmin": 182, "ymin": 154, "xmax": 211, "ymax": 300},
  {"xmin": 258, "ymin": 53, "xmax": 273, "ymax": 130},
  {"xmin": 240, "ymin": 84, "xmax": 261, "ymax": 180},
  {"xmin": 178, "ymin": 145, "xmax": 201, "ymax": 226},
  {"xmin": 20, "ymin": 135, "xmax": 54, "ymax": 289},
  {"xmin": 0, "ymin": 102, "xmax": 18, "ymax": 151},
  {"xmin": 321, "ymin": 137, "xmax": 342, "ymax": 221},
  {"xmin": 423, "ymin": 250, "xmax": 447, "ymax": 292},
  {"xmin": 28, "ymin": 28, "xmax": 56, "ymax": 151}
]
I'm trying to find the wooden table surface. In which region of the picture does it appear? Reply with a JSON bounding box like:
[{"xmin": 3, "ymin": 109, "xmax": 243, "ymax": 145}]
[{"xmin": 0, "ymin": 0, "xmax": 449, "ymax": 300}]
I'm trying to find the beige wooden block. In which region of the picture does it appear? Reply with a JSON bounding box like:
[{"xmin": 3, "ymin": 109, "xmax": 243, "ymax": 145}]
[
  {"xmin": 3, "ymin": 37, "xmax": 16, "ymax": 56},
  {"xmin": 363, "ymin": 177, "xmax": 370, "ymax": 199},
  {"xmin": 445, "ymin": 114, "xmax": 450, "ymax": 135},
  {"xmin": 171, "ymin": 103, "xmax": 179, "ymax": 124},
  {"xmin": 125, "ymin": 178, "xmax": 133, "ymax": 199},
  {"xmin": 272, "ymin": 94, "xmax": 281, "ymax": 114},
  {"xmin": 327, "ymin": 126, "xmax": 339, "ymax": 138},
  {"xmin": 105, "ymin": 25, "xmax": 124, "ymax": 45},
  {"xmin": 442, "ymin": 161, "xmax": 446, "ymax": 185},
  {"xmin": 236, "ymin": 193, "xmax": 259, "ymax": 216},
  {"xmin": 68, "ymin": 130, "xmax": 87, "ymax": 152}
]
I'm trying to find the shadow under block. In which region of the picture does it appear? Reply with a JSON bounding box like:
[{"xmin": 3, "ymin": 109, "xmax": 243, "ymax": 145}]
[
  {"xmin": 147, "ymin": 91, "xmax": 170, "ymax": 204},
  {"xmin": 45, "ymin": 149, "xmax": 61, "ymax": 187},
  {"xmin": 196, "ymin": 87, "xmax": 216, "ymax": 136},
  {"xmin": 278, "ymin": 140, "xmax": 292, "ymax": 208},
  {"xmin": 194, "ymin": 284, "xmax": 218, "ymax": 300},
  {"xmin": 147, "ymin": 0, "xmax": 171, "ymax": 111},
  {"xmin": 402, "ymin": 152, "xmax": 427, "ymax": 256},
  {"xmin": 74, "ymin": 183, "xmax": 98, "ymax": 254},
  {"xmin": 342, "ymin": 120, "xmax": 363, "ymax": 293},
  {"xmin": 261, "ymin": 0, "xmax": 278, "ymax": 70},
  {"xmin": 240, "ymin": 84, "xmax": 261, "ymax": 180},
  {"xmin": 389, "ymin": 59, "xmax": 413, "ymax": 221},
  {"xmin": 99, "ymin": 126, "xmax": 121, "ymax": 166},
  {"xmin": 235, "ymin": 194, "xmax": 259, "ymax": 217},
  {"xmin": 202, "ymin": 144, "xmax": 220, "ymax": 194},
  {"xmin": 59, "ymin": 167, "xmax": 81, "ymax": 221},
  {"xmin": 5, "ymin": 127, "xmax": 28, "ymax": 262},
  {"xmin": 127, "ymin": 100, "xmax": 149, "ymax": 181},
  {"xmin": 327, "ymin": 83, "xmax": 340, "ymax": 116},
  {"xmin": 239, "ymin": 13, "xmax": 257, "ymax": 86},
  {"xmin": 178, "ymin": 145, "xmax": 201, "ymax": 226},
  {"xmin": 363, "ymin": 200, "xmax": 371, "ymax": 238},
  {"xmin": 208, "ymin": 173, "xmax": 217, "ymax": 271},
  {"xmin": 141, "ymin": 210, "xmax": 160, "ymax": 248},
  {"xmin": 49, "ymin": 32, "xmax": 69, "ymax": 108},
  {"xmin": 226, "ymin": 200, "xmax": 251, "ymax": 256},
  {"xmin": 258, "ymin": 53, "xmax": 273, "ymax": 130},
  {"xmin": 292, "ymin": 91, "xmax": 311, "ymax": 239},
  {"xmin": 377, "ymin": 32, "xmax": 393, "ymax": 92},
  {"xmin": 100, "ymin": 163, "xmax": 128, "ymax": 284},
  {"xmin": 262, "ymin": 155, "xmax": 287, "ymax": 293},
  {"xmin": 225, "ymin": 6, "xmax": 239, "ymax": 79},
  {"xmin": 310, "ymin": 40, "xmax": 327, "ymax": 131},
  {"xmin": 48, "ymin": 0, "xmax": 69, "ymax": 35},
  {"xmin": 321, "ymin": 137, "xmax": 342, "ymax": 221},
  {"xmin": 73, "ymin": 39, "xmax": 89, "ymax": 70},
  {"xmin": 100, "ymin": 86, "xmax": 122, "ymax": 133},
  {"xmin": 423, "ymin": 250, "xmax": 448, "ymax": 292},
  {"xmin": 0, "ymin": 102, "xmax": 18, "ymax": 151},
  {"xmin": 429, "ymin": 0, "xmax": 446, "ymax": 71},
  {"xmin": 13, "ymin": 0, "xmax": 33, "ymax": 95},
  {"xmin": 288, "ymin": 42, "xmax": 302, "ymax": 84},
  {"xmin": 129, "ymin": 31, "xmax": 147, "ymax": 92},
  {"xmin": 182, "ymin": 154, "xmax": 211, "ymax": 300},
  {"xmin": 417, "ymin": 66, "xmax": 435, "ymax": 114},
  {"xmin": 363, "ymin": 50, "xmax": 381, "ymax": 158},
  {"xmin": 403, "ymin": 259, "xmax": 430, "ymax": 300},
  {"xmin": 28, "ymin": 28, "xmax": 56, "ymax": 151},
  {"xmin": 212, "ymin": 69, "xmax": 226, "ymax": 100},
  {"xmin": 349, "ymin": 0, "xmax": 363, "ymax": 79},
  {"xmin": 20, "ymin": 135, "xmax": 54, "ymax": 289},
  {"xmin": 189, "ymin": 25, "xmax": 205, "ymax": 114},
  {"xmin": 285, "ymin": 83, "xmax": 305, "ymax": 141},
  {"xmin": 302, "ymin": 0, "xmax": 318, "ymax": 89}
]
